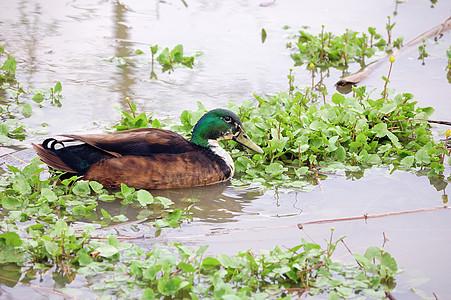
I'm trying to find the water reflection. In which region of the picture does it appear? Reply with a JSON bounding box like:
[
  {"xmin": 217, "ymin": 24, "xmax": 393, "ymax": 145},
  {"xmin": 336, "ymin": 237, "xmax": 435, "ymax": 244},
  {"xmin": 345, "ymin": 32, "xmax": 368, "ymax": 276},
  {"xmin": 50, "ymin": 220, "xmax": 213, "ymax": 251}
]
[
  {"xmin": 18, "ymin": 1, "xmax": 40, "ymax": 83},
  {"xmin": 96, "ymin": 182, "xmax": 265, "ymax": 224},
  {"xmin": 112, "ymin": 1, "xmax": 135, "ymax": 110},
  {"xmin": 153, "ymin": 182, "xmax": 264, "ymax": 223}
]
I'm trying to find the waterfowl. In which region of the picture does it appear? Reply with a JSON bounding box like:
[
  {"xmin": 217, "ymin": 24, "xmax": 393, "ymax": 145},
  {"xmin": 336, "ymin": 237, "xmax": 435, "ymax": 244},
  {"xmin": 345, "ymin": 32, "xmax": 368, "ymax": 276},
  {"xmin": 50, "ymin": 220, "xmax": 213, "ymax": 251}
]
[{"xmin": 32, "ymin": 109, "xmax": 264, "ymax": 190}]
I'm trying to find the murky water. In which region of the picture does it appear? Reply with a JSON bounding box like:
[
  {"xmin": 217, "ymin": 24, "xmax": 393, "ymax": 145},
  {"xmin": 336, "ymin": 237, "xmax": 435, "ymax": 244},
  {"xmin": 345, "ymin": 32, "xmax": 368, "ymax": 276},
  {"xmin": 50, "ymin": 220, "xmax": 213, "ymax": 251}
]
[{"xmin": 1, "ymin": 0, "xmax": 451, "ymax": 299}]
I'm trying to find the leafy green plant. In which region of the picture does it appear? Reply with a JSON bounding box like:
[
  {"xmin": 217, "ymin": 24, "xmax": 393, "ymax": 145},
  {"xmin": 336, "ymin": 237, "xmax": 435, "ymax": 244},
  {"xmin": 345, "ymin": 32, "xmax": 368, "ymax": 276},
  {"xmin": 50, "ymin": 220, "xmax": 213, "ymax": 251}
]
[
  {"xmin": 113, "ymin": 97, "xmax": 162, "ymax": 131},
  {"xmin": 225, "ymin": 87, "xmax": 447, "ymax": 189},
  {"xmin": 0, "ymin": 157, "xmax": 190, "ymax": 273},
  {"xmin": 155, "ymin": 44, "xmax": 195, "ymax": 73},
  {"xmin": 108, "ymin": 44, "xmax": 198, "ymax": 79},
  {"xmin": 290, "ymin": 27, "xmax": 381, "ymax": 71},
  {"xmin": 385, "ymin": 16, "xmax": 396, "ymax": 46},
  {"xmin": 0, "ymin": 46, "xmax": 17, "ymax": 81},
  {"xmin": 418, "ymin": 40, "xmax": 429, "ymax": 65},
  {"xmin": 290, "ymin": 23, "xmax": 402, "ymax": 74},
  {"xmin": 31, "ymin": 81, "xmax": 63, "ymax": 107},
  {"xmin": 74, "ymin": 236, "xmax": 398, "ymax": 299},
  {"xmin": 0, "ymin": 120, "xmax": 26, "ymax": 143}
]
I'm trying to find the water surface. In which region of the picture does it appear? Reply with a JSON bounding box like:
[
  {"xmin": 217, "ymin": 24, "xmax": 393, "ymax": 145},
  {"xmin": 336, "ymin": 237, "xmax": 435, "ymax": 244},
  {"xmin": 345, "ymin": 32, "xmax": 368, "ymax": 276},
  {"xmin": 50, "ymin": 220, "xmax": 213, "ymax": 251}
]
[{"xmin": 1, "ymin": 0, "xmax": 450, "ymax": 298}]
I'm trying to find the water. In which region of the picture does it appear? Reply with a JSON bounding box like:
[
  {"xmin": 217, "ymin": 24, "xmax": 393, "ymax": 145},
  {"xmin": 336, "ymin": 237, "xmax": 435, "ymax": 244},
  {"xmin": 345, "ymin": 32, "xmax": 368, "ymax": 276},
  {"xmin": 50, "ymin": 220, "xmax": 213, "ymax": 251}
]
[{"xmin": 1, "ymin": 0, "xmax": 451, "ymax": 298}]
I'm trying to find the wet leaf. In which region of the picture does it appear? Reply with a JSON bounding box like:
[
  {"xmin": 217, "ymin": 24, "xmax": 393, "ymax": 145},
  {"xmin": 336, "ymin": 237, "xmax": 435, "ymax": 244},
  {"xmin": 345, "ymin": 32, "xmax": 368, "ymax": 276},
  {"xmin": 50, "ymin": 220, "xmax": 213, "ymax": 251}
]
[{"xmin": 96, "ymin": 244, "xmax": 119, "ymax": 258}]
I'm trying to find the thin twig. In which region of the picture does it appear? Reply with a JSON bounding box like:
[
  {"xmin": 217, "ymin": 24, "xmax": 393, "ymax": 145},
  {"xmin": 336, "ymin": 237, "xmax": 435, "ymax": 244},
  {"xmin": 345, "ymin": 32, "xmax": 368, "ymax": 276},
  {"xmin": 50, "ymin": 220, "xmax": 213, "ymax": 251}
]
[
  {"xmin": 385, "ymin": 291, "xmax": 397, "ymax": 300},
  {"xmin": 0, "ymin": 275, "xmax": 76, "ymax": 299},
  {"xmin": 341, "ymin": 239, "xmax": 363, "ymax": 268},
  {"xmin": 0, "ymin": 146, "xmax": 29, "ymax": 165},
  {"xmin": 169, "ymin": 255, "xmax": 198, "ymax": 279},
  {"xmin": 299, "ymin": 206, "xmax": 449, "ymax": 226},
  {"xmin": 296, "ymin": 261, "xmax": 324, "ymax": 274}
]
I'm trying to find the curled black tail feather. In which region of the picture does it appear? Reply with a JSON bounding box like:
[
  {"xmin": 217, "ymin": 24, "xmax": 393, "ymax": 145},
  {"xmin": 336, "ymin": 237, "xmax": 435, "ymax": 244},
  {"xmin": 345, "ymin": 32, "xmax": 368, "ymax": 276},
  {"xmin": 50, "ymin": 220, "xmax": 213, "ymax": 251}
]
[
  {"xmin": 43, "ymin": 138, "xmax": 65, "ymax": 151},
  {"xmin": 34, "ymin": 138, "xmax": 115, "ymax": 175},
  {"xmin": 32, "ymin": 143, "xmax": 76, "ymax": 173}
]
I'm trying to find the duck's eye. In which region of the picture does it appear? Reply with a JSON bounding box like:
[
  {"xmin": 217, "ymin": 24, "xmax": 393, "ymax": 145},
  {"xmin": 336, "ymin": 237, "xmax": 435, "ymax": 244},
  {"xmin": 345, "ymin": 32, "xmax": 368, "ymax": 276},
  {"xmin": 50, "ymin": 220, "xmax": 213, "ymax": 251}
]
[{"xmin": 223, "ymin": 116, "xmax": 232, "ymax": 123}]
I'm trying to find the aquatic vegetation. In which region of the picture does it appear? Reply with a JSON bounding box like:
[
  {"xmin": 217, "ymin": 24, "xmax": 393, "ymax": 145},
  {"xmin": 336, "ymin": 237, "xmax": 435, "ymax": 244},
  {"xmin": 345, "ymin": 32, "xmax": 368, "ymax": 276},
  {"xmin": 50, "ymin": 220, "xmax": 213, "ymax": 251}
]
[
  {"xmin": 108, "ymin": 44, "xmax": 198, "ymax": 79},
  {"xmin": 0, "ymin": 45, "xmax": 16, "ymax": 81},
  {"xmin": 0, "ymin": 158, "xmax": 186, "ymax": 270},
  {"xmin": 113, "ymin": 97, "xmax": 163, "ymax": 131},
  {"xmin": 418, "ymin": 40, "xmax": 429, "ymax": 65},
  {"xmin": 155, "ymin": 44, "xmax": 195, "ymax": 73},
  {"xmin": 289, "ymin": 25, "xmax": 401, "ymax": 72},
  {"xmin": 0, "ymin": 46, "xmax": 63, "ymax": 143}
]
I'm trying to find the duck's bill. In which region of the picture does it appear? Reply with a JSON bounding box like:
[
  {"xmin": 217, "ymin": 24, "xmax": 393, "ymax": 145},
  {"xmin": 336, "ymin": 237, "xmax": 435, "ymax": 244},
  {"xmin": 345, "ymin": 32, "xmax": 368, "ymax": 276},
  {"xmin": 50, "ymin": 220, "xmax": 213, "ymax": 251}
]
[{"xmin": 234, "ymin": 131, "xmax": 264, "ymax": 154}]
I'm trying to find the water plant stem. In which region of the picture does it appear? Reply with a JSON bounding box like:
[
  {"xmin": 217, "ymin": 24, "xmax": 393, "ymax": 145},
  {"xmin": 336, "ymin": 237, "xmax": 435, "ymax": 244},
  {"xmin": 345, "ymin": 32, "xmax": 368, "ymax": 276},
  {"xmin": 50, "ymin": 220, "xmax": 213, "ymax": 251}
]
[{"xmin": 383, "ymin": 56, "xmax": 395, "ymax": 99}]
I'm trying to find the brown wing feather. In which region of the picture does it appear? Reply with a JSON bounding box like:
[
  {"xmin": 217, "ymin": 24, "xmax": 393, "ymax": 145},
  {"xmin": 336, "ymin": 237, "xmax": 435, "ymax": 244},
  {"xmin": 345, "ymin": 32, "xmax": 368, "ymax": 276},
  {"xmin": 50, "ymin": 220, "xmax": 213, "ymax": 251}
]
[
  {"xmin": 83, "ymin": 152, "xmax": 230, "ymax": 190},
  {"xmin": 32, "ymin": 143, "xmax": 76, "ymax": 173},
  {"xmin": 61, "ymin": 128, "xmax": 194, "ymax": 157}
]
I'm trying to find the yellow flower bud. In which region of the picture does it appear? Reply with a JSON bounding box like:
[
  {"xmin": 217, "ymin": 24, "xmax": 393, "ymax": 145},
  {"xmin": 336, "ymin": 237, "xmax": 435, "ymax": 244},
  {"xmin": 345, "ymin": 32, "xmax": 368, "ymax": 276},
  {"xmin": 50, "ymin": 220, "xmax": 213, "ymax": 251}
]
[
  {"xmin": 309, "ymin": 62, "xmax": 315, "ymax": 69},
  {"xmin": 389, "ymin": 56, "xmax": 395, "ymax": 63},
  {"xmin": 446, "ymin": 129, "xmax": 451, "ymax": 137}
]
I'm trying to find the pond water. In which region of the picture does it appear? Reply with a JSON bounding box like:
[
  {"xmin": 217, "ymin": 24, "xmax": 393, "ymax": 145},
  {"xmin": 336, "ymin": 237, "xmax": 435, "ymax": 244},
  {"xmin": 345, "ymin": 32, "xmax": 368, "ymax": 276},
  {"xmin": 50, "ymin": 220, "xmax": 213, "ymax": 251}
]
[{"xmin": 1, "ymin": 0, "xmax": 451, "ymax": 299}]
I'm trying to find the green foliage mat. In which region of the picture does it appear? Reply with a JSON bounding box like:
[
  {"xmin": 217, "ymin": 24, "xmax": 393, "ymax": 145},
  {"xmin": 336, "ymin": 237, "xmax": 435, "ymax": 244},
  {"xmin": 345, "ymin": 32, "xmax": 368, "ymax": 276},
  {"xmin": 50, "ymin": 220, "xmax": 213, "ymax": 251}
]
[{"xmin": 170, "ymin": 87, "xmax": 449, "ymax": 190}]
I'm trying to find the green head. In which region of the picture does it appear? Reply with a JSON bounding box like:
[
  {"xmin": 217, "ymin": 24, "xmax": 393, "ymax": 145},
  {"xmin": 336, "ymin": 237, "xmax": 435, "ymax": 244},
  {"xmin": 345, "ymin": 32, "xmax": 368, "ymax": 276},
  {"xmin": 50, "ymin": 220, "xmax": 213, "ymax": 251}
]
[{"xmin": 190, "ymin": 109, "xmax": 264, "ymax": 154}]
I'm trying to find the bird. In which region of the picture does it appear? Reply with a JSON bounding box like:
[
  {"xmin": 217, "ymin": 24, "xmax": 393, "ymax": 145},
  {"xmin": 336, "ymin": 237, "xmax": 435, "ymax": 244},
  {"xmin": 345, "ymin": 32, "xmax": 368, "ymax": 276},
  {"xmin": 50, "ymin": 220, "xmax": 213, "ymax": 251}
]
[{"xmin": 32, "ymin": 109, "xmax": 264, "ymax": 190}]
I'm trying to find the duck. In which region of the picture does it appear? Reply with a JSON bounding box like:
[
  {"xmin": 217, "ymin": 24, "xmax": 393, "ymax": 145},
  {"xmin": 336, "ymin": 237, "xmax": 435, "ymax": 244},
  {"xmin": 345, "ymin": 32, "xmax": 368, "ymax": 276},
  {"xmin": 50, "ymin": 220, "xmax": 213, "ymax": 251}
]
[{"xmin": 32, "ymin": 109, "xmax": 264, "ymax": 190}]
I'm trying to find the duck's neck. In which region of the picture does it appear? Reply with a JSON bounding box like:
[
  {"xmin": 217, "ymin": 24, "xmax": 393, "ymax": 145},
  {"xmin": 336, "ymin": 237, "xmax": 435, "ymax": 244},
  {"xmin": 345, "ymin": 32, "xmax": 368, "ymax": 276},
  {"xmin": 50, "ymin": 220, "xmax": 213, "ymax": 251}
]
[{"xmin": 207, "ymin": 139, "xmax": 235, "ymax": 177}]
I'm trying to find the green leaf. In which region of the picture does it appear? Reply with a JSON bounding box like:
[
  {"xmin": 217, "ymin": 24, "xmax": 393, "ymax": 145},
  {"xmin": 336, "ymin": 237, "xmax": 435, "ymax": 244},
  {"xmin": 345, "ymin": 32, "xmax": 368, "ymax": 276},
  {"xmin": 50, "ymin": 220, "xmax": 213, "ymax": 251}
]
[
  {"xmin": 143, "ymin": 288, "xmax": 155, "ymax": 300},
  {"xmin": 41, "ymin": 188, "xmax": 57, "ymax": 201},
  {"xmin": 331, "ymin": 93, "xmax": 345, "ymax": 105},
  {"xmin": 217, "ymin": 254, "xmax": 238, "ymax": 268},
  {"xmin": 156, "ymin": 196, "xmax": 173, "ymax": 208},
  {"xmin": 137, "ymin": 189, "xmax": 154, "ymax": 206},
  {"xmin": 32, "ymin": 93, "xmax": 44, "ymax": 103},
  {"xmin": 72, "ymin": 181, "xmax": 91, "ymax": 196},
  {"xmin": 96, "ymin": 244, "xmax": 119, "ymax": 258},
  {"xmin": 379, "ymin": 102, "xmax": 397, "ymax": 114},
  {"xmin": 372, "ymin": 123, "xmax": 387, "ymax": 138},
  {"xmin": 44, "ymin": 240, "xmax": 59, "ymax": 256},
  {"xmin": 2, "ymin": 197, "xmax": 23, "ymax": 210},
  {"xmin": 415, "ymin": 147, "xmax": 430, "ymax": 165},
  {"xmin": 399, "ymin": 156, "xmax": 414, "ymax": 169},
  {"xmin": 101, "ymin": 208, "xmax": 112, "ymax": 218},
  {"xmin": 0, "ymin": 232, "xmax": 22, "ymax": 247},
  {"xmin": 89, "ymin": 181, "xmax": 104, "ymax": 193},
  {"xmin": 265, "ymin": 162, "xmax": 287, "ymax": 176},
  {"xmin": 22, "ymin": 103, "xmax": 33, "ymax": 118},
  {"xmin": 54, "ymin": 81, "xmax": 62, "ymax": 93},
  {"xmin": 381, "ymin": 252, "xmax": 398, "ymax": 272},
  {"xmin": 202, "ymin": 257, "xmax": 221, "ymax": 267}
]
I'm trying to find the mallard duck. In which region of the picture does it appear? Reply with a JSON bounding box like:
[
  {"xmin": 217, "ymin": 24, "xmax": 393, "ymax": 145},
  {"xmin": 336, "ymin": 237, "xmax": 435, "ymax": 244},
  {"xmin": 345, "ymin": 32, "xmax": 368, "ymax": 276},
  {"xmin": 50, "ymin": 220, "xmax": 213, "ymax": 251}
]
[{"xmin": 32, "ymin": 109, "xmax": 264, "ymax": 190}]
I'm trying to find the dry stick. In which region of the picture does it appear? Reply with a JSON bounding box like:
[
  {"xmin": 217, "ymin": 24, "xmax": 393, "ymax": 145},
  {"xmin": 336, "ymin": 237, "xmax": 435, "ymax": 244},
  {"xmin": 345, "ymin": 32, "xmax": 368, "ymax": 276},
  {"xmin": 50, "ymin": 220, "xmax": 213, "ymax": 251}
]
[
  {"xmin": 411, "ymin": 118, "xmax": 451, "ymax": 127},
  {"xmin": 340, "ymin": 239, "xmax": 363, "ymax": 268},
  {"xmin": 336, "ymin": 16, "xmax": 451, "ymax": 86},
  {"xmin": 386, "ymin": 291, "xmax": 397, "ymax": 300},
  {"xmin": 0, "ymin": 275, "xmax": 77, "ymax": 300},
  {"xmin": 299, "ymin": 206, "xmax": 449, "ymax": 226}
]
